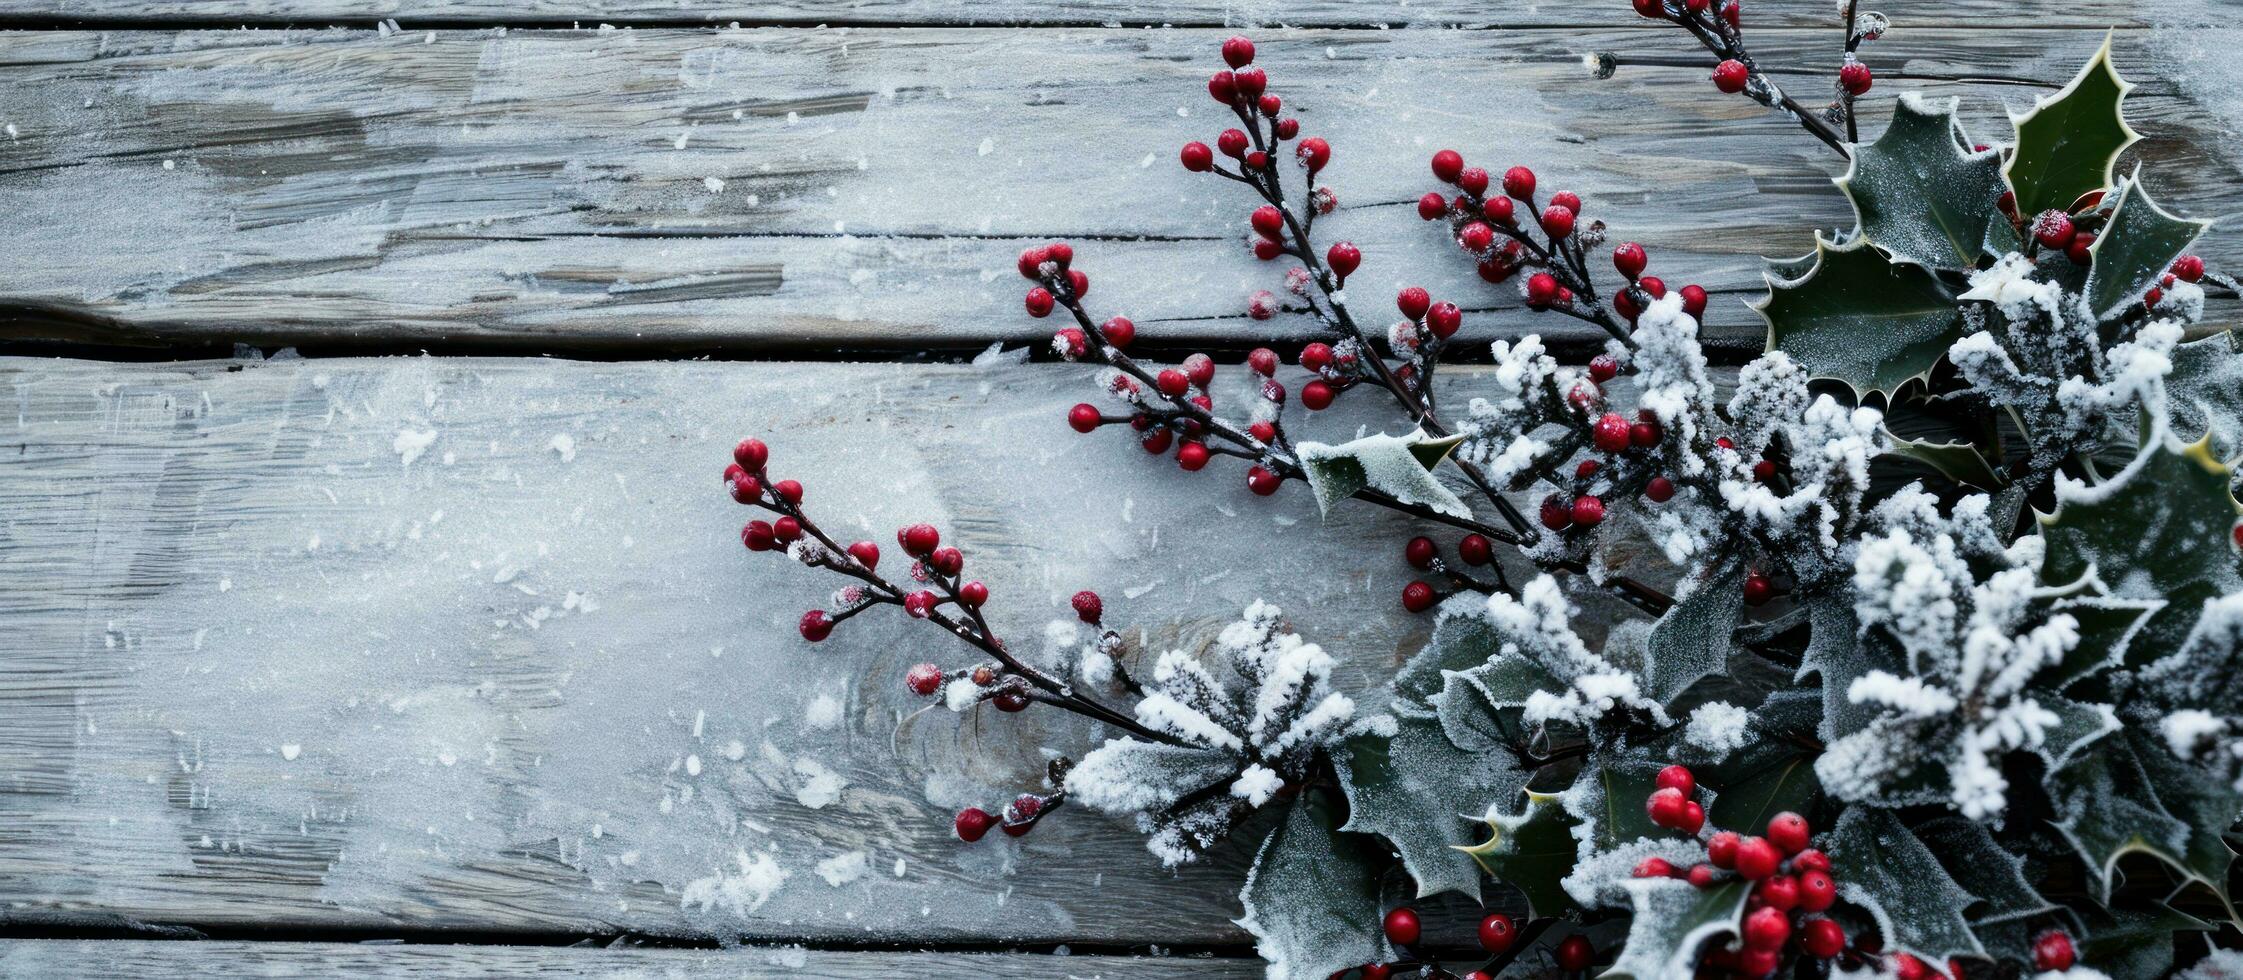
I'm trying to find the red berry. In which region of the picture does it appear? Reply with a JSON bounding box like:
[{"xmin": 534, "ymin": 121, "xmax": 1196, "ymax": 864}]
[
  {"xmin": 1540, "ymin": 494, "xmax": 1574, "ymax": 531},
  {"xmin": 1427, "ymin": 302, "xmax": 1463, "ymax": 339},
  {"xmin": 799, "ymin": 609, "xmax": 834, "ymax": 642},
  {"xmin": 1404, "ymin": 536, "xmax": 1438, "ymax": 570},
  {"xmin": 1239, "ymin": 348, "xmax": 1277, "ymax": 377},
  {"xmin": 1258, "ymin": 94, "xmax": 1281, "ymax": 116},
  {"xmin": 1677, "ymin": 801, "xmax": 1705, "ymax": 834},
  {"xmin": 1301, "ymin": 379, "xmax": 1335, "ymax": 411},
  {"xmin": 1613, "ymin": 242, "xmax": 1648, "ymax": 280},
  {"xmin": 741, "ymin": 520, "xmax": 776, "ymax": 551},
  {"xmin": 1687, "ymin": 863, "xmax": 1718, "ymax": 889},
  {"xmin": 1893, "ymin": 954, "xmax": 1929, "ymax": 980},
  {"xmin": 1647, "ymin": 786, "xmax": 1690, "ymax": 827},
  {"xmin": 1550, "ymin": 191, "xmax": 1582, "ymax": 214},
  {"xmin": 2034, "ymin": 930, "xmax": 2076, "ymax": 971},
  {"xmin": 1540, "ymin": 204, "xmax": 1576, "ymax": 239},
  {"xmin": 1458, "ymin": 533, "xmax": 1493, "ymax": 566},
  {"xmin": 1646, "ymin": 477, "xmax": 1676, "ymax": 503},
  {"xmin": 1593, "ymin": 412, "xmax": 1632, "ymax": 453},
  {"xmin": 1072, "ymin": 590, "xmax": 1103, "ymax": 624},
  {"xmin": 734, "ymin": 437, "xmax": 770, "ymax": 472},
  {"xmin": 1401, "ymin": 581, "xmax": 1438, "ymax": 613},
  {"xmin": 1478, "ymin": 913, "xmax": 1517, "ymax": 953},
  {"xmin": 1743, "ymin": 573, "xmax": 1775, "ymax": 607},
  {"xmin": 1722, "ymin": 1, "xmax": 1739, "ymax": 26},
  {"xmin": 1576, "ymin": 459, "xmax": 1601, "ymax": 480},
  {"xmin": 1791, "ymin": 848, "xmax": 1830, "ymax": 873},
  {"xmin": 1360, "ymin": 966, "xmax": 1392, "ymax": 980},
  {"xmin": 1248, "ymin": 205, "xmax": 1285, "ymax": 240},
  {"xmin": 1523, "ymin": 272, "xmax": 1559, "ymax": 309},
  {"xmin": 1065, "ymin": 268, "xmax": 1089, "ymax": 298},
  {"xmin": 1274, "ymin": 117, "xmax": 1300, "ymax": 140},
  {"xmin": 729, "ymin": 474, "xmax": 763, "ymax": 504},
  {"xmin": 1679, "ymin": 283, "xmax": 1708, "ymax": 320},
  {"xmin": 1757, "ymin": 873, "xmax": 1800, "ymax": 911},
  {"xmin": 2033, "ymin": 210, "xmax": 2076, "ymax": 249},
  {"xmin": 1502, "ymin": 166, "xmax": 1536, "ymax": 200},
  {"xmin": 1326, "ymin": 241, "xmax": 1361, "ymax": 281},
  {"xmin": 1556, "ymin": 935, "xmax": 1594, "ymax": 972},
  {"xmin": 1634, "ymin": 0, "xmax": 1664, "ymax": 15},
  {"xmin": 1249, "ymin": 420, "xmax": 1277, "ymax": 443},
  {"xmin": 1799, "ymin": 869, "xmax": 1837, "ymax": 912},
  {"xmin": 959, "ymin": 580, "xmax": 989, "ymax": 608},
  {"xmin": 1708, "ymin": 831, "xmax": 1740, "ymax": 869},
  {"xmin": 1216, "ymin": 128, "xmax": 1249, "ymax": 158},
  {"xmin": 1767, "ymin": 812, "xmax": 1811, "ymax": 854},
  {"xmin": 955, "ymin": 806, "xmax": 995, "ymax": 842},
  {"xmin": 1221, "ymin": 34, "xmax": 1255, "ymax": 68},
  {"xmin": 899, "ymin": 523, "xmax": 940, "ymax": 557},
  {"xmin": 1017, "ymin": 245, "xmax": 1049, "ymax": 280},
  {"xmin": 993, "ymin": 691, "xmax": 1030, "ymax": 712},
  {"xmin": 1052, "ymin": 327, "xmax": 1088, "ymax": 360},
  {"xmin": 1207, "ymin": 71, "xmax": 1238, "ymax": 104},
  {"xmin": 1382, "ymin": 907, "xmax": 1422, "ymax": 946},
  {"xmin": 1180, "ymin": 141, "xmax": 1214, "ymax": 172},
  {"xmin": 1739, "ymin": 947, "xmax": 1781, "ymax": 976},
  {"xmin": 1713, "ymin": 59, "xmax": 1749, "ymax": 93},
  {"xmin": 1247, "ymin": 465, "xmax": 1282, "ymax": 496},
  {"xmin": 770, "ymin": 479, "xmax": 802, "ymax": 505},
  {"xmin": 1802, "ymin": 918, "xmax": 1845, "ymax": 959},
  {"xmin": 1483, "ymin": 195, "xmax": 1515, "ymax": 225},
  {"xmin": 1656, "ymin": 764, "xmax": 1695, "ymax": 798},
  {"xmin": 1177, "ymin": 441, "xmax": 1211, "ymax": 471},
  {"xmin": 928, "ymin": 546, "xmax": 964, "ymax": 576},
  {"xmin": 1634, "ymin": 856, "xmax": 1678, "ymax": 878},
  {"xmin": 1156, "ymin": 369, "xmax": 1190, "ymax": 398},
  {"xmin": 2174, "ymin": 254, "xmax": 2205, "ymax": 283},
  {"xmin": 1025, "ymin": 287, "xmax": 1055, "ymax": 317},
  {"xmin": 1430, "ymin": 149, "xmax": 1465, "ymax": 183},
  {"xmin": 772, "ymin": 516, "xmax": 802, "ymax": 542},
  {"xmin": 904, "ymin": 590, "xmax": 938, "ymax": 618},
  {"xmin": 1183, "ymin": 353, "xmax": 1216, "ymax": 388},
  {"xmin": 1840, "ymin": 60, "xmax": 1873, "ymax": 96},
  {"xmin": 1396, "ymin": 286, "xmax": 1432, "ymax": 320},
  {"xmin": 1751, "ymin": 458, "xmax": 1777, "ymax": 483},
  {"xmin": 1588, "ymin": 354, "xmax": 1620, "ymax": 382},
  {"xmin": 1295, "ymin": 137, "xmax": 1331, "ymax": 175},
  {"xmin": 1743, "ymin": 906, "xmax": 1791, "ymax": 951},
  {"xmin": 1300, "ymin": 342, "xmax": 1334, "ymax": 373},
  {"xmin": 1416, "ymin": 192, "xmax": 1448, "ymax": 221},
  {"xmin": 1458, "ymin": 221, "xmax": 1495, "ymax": 255},
  {"xmin": 1734, "ymin": 836, "xmax": 1781, "ymax": 880},
  {"xmin": 2147, "ymin": 286, "xmax": 2165, "ymax": 307},
  {"xmin": 1068, "ymin": 403, "xmax": 1104, "ymax": 433},
  {"xmin": 1457, "ymin": 167, "xmax": 1490, "ymax": 197},
  {"xmin": 1570, "ymin": 494, "xmax": 1606, "ymax": 528},
  {"xmin": 846, "ymin": 540, "xmax": 881, "ymax": 570},
  {"xmin": 1141, "ymin": 427, "xmax": 1174, "ymax": 455},
  {"xmin": 1630, "ymin": 420, "xmax": 1661, "ymax": 448},
  {"xmin": 906, "ymin": 663, "xmax": 944, "ymax": 696}
]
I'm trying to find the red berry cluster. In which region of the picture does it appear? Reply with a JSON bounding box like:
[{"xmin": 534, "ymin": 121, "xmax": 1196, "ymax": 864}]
[
  {"xmin": 1628, "ymin": 0, "xmax": 1867, "ymax": 157},
  {"xmin": 1338, "ymin": 908, "xmax": 1573, "ymax": 980},
  {"xmin": 1397, "ymin": 532, "xmax": 1502, "ymax": 613},
  {"xmin": 1628, "ymin": 767, "xmax": 1851, "ymax": 978},
  {"xmin": 953, "ymin": 789, "xmax": 1062, "ymax": 842}
]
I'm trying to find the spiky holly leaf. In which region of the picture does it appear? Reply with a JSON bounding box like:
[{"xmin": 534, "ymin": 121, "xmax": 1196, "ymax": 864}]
[
  {"xmin": 1393, "ymin": 603, "xmax": 1505, "ymax": 714},
  {"xmin": 2078, "ymin": 904, "xmax": 2211, "ymax": 979},
  {"xmin": 2084, "ymin": 169, "xmax": 2211, "ymax": 321},
  {"xmin": 1828, "ymin": 806, "xmax": 1988, "ymax": 963},
  {"xmin": 1704, "ymin": 695, "xmax": 1821, "ymax": 834},
  {"xmin": 2004, "ymin": 35, "xmax": 2140, "ymax": 219},
  {"xmin": 1644, "ymin": 558, "xmax": 1748, "ymax": 704},
  {"xmin": 1884, "ymin": 432, "xmax": 2007, "ymax": 490},
  {"xmin": 1336, "ymin": 715, "xmax": 1527, "ymax": 901},
  {"xmin": 1296, "ymin": 431, "xmax": 1469, "ymax": 519},
  {"xmin": 1604, "ymin": 879, "xmax": 1751, "ymax": 980},
  {"xmin": 1754, "ymin": 236, "xmax": 1965, "ymax": 397},
  {"xmin": 1912, "ymin": 816, "xmax": 2057, "ymax": 932},
  {"xmin": 1839, "ymin": 94, "xmax": 2007, "ymax": 269},
  {"xmin": 2168, "ymin": 329, "xmax": 2243, "ymax": 459},
  {"xmin": 2032, "ymin": 694, "xmax": 2123, "ymax": 784},
  {"xmin": 2047, "ymin": 726, "xmax": 2239, "ymax": 907},
  {"xmin": 1434, "ymin": 655, "xmax": 1555, "ymax": 752},
  {"xmin": 1591, "ymin": 759, "xmax": 1674, "ymax": 852},
  {"xmin": 2042, "ymin": 594, "xmax": 2161, "ymax": 690},
  {"xmin": 2038, "ymin": 430, "xmax": 2243, "ymax": 660},
  {"xmin": 1239, "ymin": 795, "xmax": 1389, "ymax": 980},
  {"xmin": 1457, "ymin": 791, "xmax": 1579, "ymax": 917}
]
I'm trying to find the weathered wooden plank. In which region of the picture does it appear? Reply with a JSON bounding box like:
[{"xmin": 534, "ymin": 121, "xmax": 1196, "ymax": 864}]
[
  {"xmin": 0, "ymin": 941, "xmax": 1266, "ymax": 978},
  {"xmin": 0, "ymin": 355, "xmax": 1610, "ymax": 940},
  {"xmin": 0, "ymin": 0, "xmax": 2188, "ymax": 29},
  {"xmin": 2, "ymin": 25, "xmax": 2233, "ymax": 355}
]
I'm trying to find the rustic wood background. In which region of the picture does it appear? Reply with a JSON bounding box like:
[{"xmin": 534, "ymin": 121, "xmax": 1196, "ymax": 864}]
[{"xmin": 1, "ymin": 2, "xmax": 2237, "ymax": 975}]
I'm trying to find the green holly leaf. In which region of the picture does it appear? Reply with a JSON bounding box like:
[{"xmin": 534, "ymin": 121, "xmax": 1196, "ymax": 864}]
[
  {"xmin": 1393, "ymin": 604, "xmax": 1507, "ymax": 713},
  {"xmin": 1839, "ymin": 94, "xmax": 2007, "ymax": 269},
  {"xmin": 2084, "ymin": 169, "xmax": 2211, "ymax": 321},
  {"xmin": 1434, "ymin": 655, "xmax": 1556, "ymax": 752},
  {"xmin": 2165, "ymin": 330, "xmax": 2243, "ymax": 460},
  {"xmin": 1706, "ymin": 739, "xmax": 1820, "ymax": 837},
  {"xmin": 1590, "ymin": 759, "xmax": 1675, "ymax": 852},
  {"xmin": 2042, "ymin": 593, "xmax": 2161, "ymax": 690},
  {"xmin": 1884, "ymin": 432, "xmax": 2007, "ymax": 490},
  {"xmin": 1456, "ymin": 791, "xmax": 1580, "ymax": 917},
  {"xmin": 1753, "ymin": 236, "xmax": 1965, "ymax": 398},
  {"xmin": 1911, "ymin": 816, "xmax": 2057, "ymax": 930},
  {"xmin": 2047, "ymin": 727, "xmax": 2239, "ymax": 908},
  {"xmin": 2031, "ymin": 694, "xmax": 2123, "ymax": 781},
  {"xmin": 2078, "ymin": 904, "xmax": 2211, "ymax": 979},
  {"xmin": 2038, "ymin": 430, "xmax": 2243, "ymax": 661},
  {"xmin": 1644, "ymin": 558, "xmax": 1748, "ymax": 704},
  {"xmin": 2004, "ymin": 34, "xmax": 2141, "ymax": 219},
  {"xmin": 1828, "ymin": 806, "xmax": 1988, "ymax": 963},
  {"xmin": 1238, "ymin": 796, "xmax": 1389, "ymax": 980},
  {"xmin": 1296, "ymin": 430, "xmax": 1469, "ymax": 520},
  {"xmin": 1335, "ymin": 715, "xmax": 1527, "ymax": 901},
  {"xmin": 1604, "ymin": 879, "xmax": 1752, "ymax": 980}
]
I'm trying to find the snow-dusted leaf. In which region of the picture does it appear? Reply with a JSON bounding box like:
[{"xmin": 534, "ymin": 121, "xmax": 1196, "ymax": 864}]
[
  {"xmin": 2003, "ymin": 34, "xmax": 2140, "ymax": 220},
  {"xmin": 2047, "ymin": 727, "xmax": 2239, "ymax": 904},
  {"xmin": 1239, "ymin": 796, "xmax": 1389, "ymax": 980},
  {"xmin": 1795, "ymin": 595, "xmax": 1886, "ymax": 741},
  {"xmin": 2038, "ymin": 431, "xmax": 2243, "ymax": 659},
  {"xmin": 1884, "ymin": 432, "xmax": 2006, "ymax": 490},
  {"xmin": 1335, "ymin": 716, "xmax": 1527, "ymax": 901},
  {"xmin": 2165, "ymin": 330, "xmax": 2243, "ymax": 459},
  {"xmin": 2032, "ymin": 694, "xmax": 2122, "ymax": 775},
  {"xmin": 2078, "ymin": 904, "xmax": 2211, "ymax": 979},
  {"xmin": 2043, "ymin": 594, "xmax": 2160, "ymax": 691},
  {"xmin": 2084, "ymin": 170, "xmax": 2211, "ymax": 321},
  {"xmin": 1434, "ymin": 656, "xmax": 1558, "ymax": 751},
  {"xmin": 1603, "ymin": 879, "xmax": 1750, "ymax": 980},
  {"xmin": 1590, "ymin": 760, "xmax": 1669, "ymax": 852},
  {"xmin": 1754, "ymin": 236, "xmax": 1964, "ymax": 397},
  {"xmin": 1706, "ymin": 746, "xmax": 1818, "ymax": 838},
  {"xmin": 1912, "ymin": 816, "xmax": 2057, "ymax": 931},
  {"xmin": 1295, "ymin": 431, "xmax": 1469, "ymax": 520},
  {"xmin": 1839, "ymin": 94, "xmax": 2006, "ymax": 269},
  {"xmin": 1828, "ymin": 806, "xmax": 1987, "ymax": 963},
  {"xmin": 1394, "ymin": 604, "xmax": 1505, "ymax": 714},
  {"xmin": 1065, "ymin": 737, "xmax": 1239, "ymax": 816},
  {"xmin": 1456, "ymin": 791, "xmax": 1579, "ymax": 917},
  {"xmin": 1644, "ymin": 559, "xmax": 1748, "ymax": 705}
]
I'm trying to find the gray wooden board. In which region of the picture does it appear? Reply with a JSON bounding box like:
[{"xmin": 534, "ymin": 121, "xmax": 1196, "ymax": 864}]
[
  {"xmin": 3, "ymin": 25, "xmax": 2237, "ymax": 354},
  {"xmin": 0, "ymin": 355, "xmax": 1658, "ymax": 941},
  {"xmin": 0, "ymin": 940, "xmax": 1267, "ymax": 977}
]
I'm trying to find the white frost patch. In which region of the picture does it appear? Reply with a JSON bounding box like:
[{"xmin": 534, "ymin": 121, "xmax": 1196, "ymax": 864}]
[
  {"xmin": 681, "ymin": 849, "xmax": 789, "ymax": 916},
  {"xmin": 814, "ymin": 850, "xmax": 868, "ymax": 887},
  {"xmin": 805, "ymin": 692, "xmax": 845, "ymax": 730},
  {"xmin": 393, "ymin": 428, "xmax": 438, "ymax": 467},
  {"xmin": 793, "ymin": 757, "xmax": 847, "ymax": 809},
  {"xmin": 279, "ymin": 743, "xmax": 302, "ymax": 761},
  {"xmin": 547, "ymin": 433, "xmax": 577, "ymax": 462}
]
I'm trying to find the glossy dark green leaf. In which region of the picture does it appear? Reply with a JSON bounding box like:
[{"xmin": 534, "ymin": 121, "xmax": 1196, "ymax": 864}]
[
  {"xmin": 1239, "ymin": 796, "xmax": 1389, "ymax": 980},
  {"xmin": 1605, "ymin": 879, "xmax": 1751, "ymax": 980},
  {"xmin": 1754, "ymin": 237, "xmax": 1964, "ymax": 397},
  {"xmin": 1827, "ymin": 807, "xmax": 1987, "ymax": 962},
  {"xmin": 2084, "ymin": 171, "xmax": 2210, "ymax": 320},
  {"xmin": 1457, "ymin": 791, "xmax": 1580, "ymax": 917},
  {"xmin": 1884, "ymin": 433, "xmax": 2006, "ymax": 489},
  {"xmin": 2004, "ymin": 35, "xmax": 2140, "ymax": 219},
  {"xmin": 1840, "ymin": 95, "xmax": 2007, "ymax": 269}
]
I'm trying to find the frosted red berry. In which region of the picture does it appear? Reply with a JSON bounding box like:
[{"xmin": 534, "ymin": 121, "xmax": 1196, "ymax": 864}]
[
  {"xmin": 1630, "ymin": 419, "xmax": 1661, "ymax": 448},
  {"xmin": 955, "ymin": 806, "xmax": 995, "ymax": 842},
  {"xmin": 734, "ymin": 437, "xmax": 770, "ymax": 472},
  {"xmin": 1791, "ymin": 848, "xmax": 1830, "ymax": 873},
  {"xmin": 899, "ymin": 523, "xmax": 940, "ymax": 557},
  {"xmin": 1613, "ymin": 242, "xmax": 1648, "ymax": 280},
  {"xmin": 904, "ymin": 590, "xmax": 939, "ymax": 618},
  {"xmin": 1840, "ymin": 60, "xmax": 1873, "ymax": 95},
  {"xmin": 1156, "ymin": 369, "xmax": 1190, "ymax": 399},
  {"xmin": 1431, "ymin": 149, "xmax": 1465, "ymax": 183},
  {"xmin": 2034, "ymin": 210, "xmax": 2076, "ymax": 249},
  {"xmin": 1502, "ymin": 166, "xmax": 1536, "ymax": 200},
  {"xmin": 1549, "ymin": 190, "xmax": 1581, "ymax": 215},
  {"xmin": 799, "ymin": 610, "xmax": 834, "ymax": 641},
  {"xmin": 1401, "ymin": 581, "xmax": 1438, "ymax": 613},
  {"xmin": 1069, "ymin": 403, "xmax": 1103, "ymax": 433},
  {"xmin": 928, "ymin": 546, "xmax": 964, "ymax": 576},
  {"xmin": 1713, "ymin": 59, "xmax": 1749, "ymax": 93},
  {"xmin": 2174, "ymin": 254, "xmax": 2205, "ymax": 283},
  {"xmin": 730, "ymin": 474, "xmax": 763, "ymax": 504},
  {"xmin": 1025, "ymin": 287, "xmax": 1055, "ymax": 317},
  {"xmin": 1296, "ymin": 137, "xmax": 1331, "ymax": 175},
  {"xmin": 907, "ymin": 663, "xmax": 944, "ymax": 696},
  {"xmin": 1634, "ymin": 857, "xmax": 1677, "ymax": 879},
  {"xmin": 1647, "ymin": 787, "xmax": 1690, "ymax": 827},
  {"xmin": 1526, "ymin": 272, "xmax": 1561, "ymax": 309},
  {"xmin": 1221, "ymin": 34, "xmax": 1255, "ymax": 68},
  {"xmin": 1382, "ymin": 907, "xmax": 1422, "ymax": 946},
  {"xmin": 1576, "ymin": 459, "xmax": 1601, "ymax": 480},
  {"xmin": 1588, "ymin": 355, "xmax": 1620, "ymax": 382},
  {"xmin": 1397, "ymin": 286, "xmax": 1432, "ymax": 320},
  {"xmin": 1734, "ymin": 836, "xmax": 1781, "ymax": 880},
  {"xmin": 1247, "ymin": 465, "xmax": 1282, "ymax": 496},
  {"xmin": 1687, "ymin": 863, "xmax": 1718, "ymax": 889},
  {"xmin": 1593, "ymin": 412, "xmax": 1632, "ymax": 453},
  {"xmin": 1300, "ymin": 342, "xmax": 1334, "ymax": 373},
  {"xmin": 1707, "ymin": 831, "xmax": 1740, "ymax": 869},
  {"xmin": 1457, "ymin": 167, "xmax": 1490, "ymax": 196},
  {"xmin": 1249, "ymin": 420, "xmax": 1277, "ymax": 443},
  {"xmin": 1540, "ymin": 204, "xmax": 1576, "ymax": 239},
  {"xmin": 846, "ymin": 540, "xmax": 881, "ymax": 570},
  {"xmin": 1072, "ymin": 590, "xmax": 1104, "ymax": 624},
  {"xmin": 1656, "ymin": 764, "xmax": 1695, "ymax": 797},
  {"xmin": 1540, "ymin": 494, "xmax": 1574, "ymax": 531},
  {"xmin": 2034, "ymin": 930, "xmax": 2076, "ymax": 971},
  {"xmin": 1571, "ymin": 494, "xmax": 1606, "ymax": 528},
  {"xmin": 1427, "ymin": 302, "xmax": 1462, "ymax": 339},
  {"xmin": 1478, "ymin": 913, "xmax": 1517, "ymax": 953},
  {"xmin": 1767, "ymin": 812, "xmax": 1811, "ymax": 854},
  {"xmin": 1483, "ymin": 195, "xmax": 1515, "ymax": 225},
  {"xmin": 1140, "ymin": 427, "xmax": 1174, "ymax": 455}
]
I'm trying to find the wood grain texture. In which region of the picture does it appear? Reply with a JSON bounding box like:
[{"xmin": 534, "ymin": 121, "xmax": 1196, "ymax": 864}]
[
  {"xmin": 2, "ymin": 25, "xmax": 2233, "ymax": 355},
  {"xmin": 0, "ymin": 940, "xmax": 1265, "ymax": 977},
  {"xmin": 0, "ymin": 355, "xmax": 1620, "ymax": 941}
]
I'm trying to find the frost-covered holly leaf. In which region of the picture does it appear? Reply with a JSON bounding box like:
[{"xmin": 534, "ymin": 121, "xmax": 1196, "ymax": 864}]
[
  {"xmin": 1239, "ymin": 796, "xmax": 1389, "ymax": 980},
  {"xmin": 1434, "ymin": 656, "xmax": 1556, "ymax": 752},
  {"xmin": 2079, "ymin": 904, "xmax": 2211, "ymax": 979},
  {"xmin": 2043, "ymin": 593, "xmax": 2161, "ymax": 690},
  {"xmin": 1766, "ymin": 248, "xmax": 1821, "ymax": 283},
  {"xmin": 1604, "ymin": 879, "xmax": 1751, "ymax": 980},
  {"xmin": 1911, "ymin": 816, "xmax": 2057, "ymax": 932},
  {"xmin": 1753, "ymin": 236, "xmax": 1965, "ymax": 398},
  {"xmin": 1336, "ymin": 716, "xmax": 1527, "ymax": 901},
  {"xmin": 2047, "ymin": 727, "xmax": 2239, "ymax": 905},
  {"xmin": 1296, "ymin": 431, "xmax": 1469, "ymax": 520},
  {"xmin": 1393, "ymin": 604, "xmax": 1504, "ymax": 714},
  {"xmin": 1884, "ymin": 432, "xmax": 2006, "ymax": 489},
  {"xmin": 1839, "ymin": 94, "xmax": 2007, "ymax": 269},
  {"xmin": 1644, "ymin": 559, "xmax": 1748, "ymax": 704},
  {"xmin": 2084, "ymin": 170, "xmax": 2211, "ymax": 321},
  {"xmin": 2038, "ymin": 431, "xmax": 2243, "ymax": 659},
  {"xmin": 1457, "ymin": 791, "xmax": 1580, "ymax": 916},
  {"xmin": 2165, "ymin": 330, "xmax": 2243, "ymax": 459},
  {"xmin": 1591, "ymin": 760, "xmax": 1670, "ymax": 852},
  {"xmin": 2032, "ymin": 694, "xmax": 2122, "ymax": 775},
  {"xmin": 1794, "ymin": 595, "xmax": 1888, "ymax": 740},
  {"xmin": 2004, "ymin": 34, "xmax": 2140, "ymax": 220},
  {"xmin": 1828, "ymin": 806, "xmax": 1987, "ymax": 963},
  {"xmin": 1706, "ymin": 738, "xmax": 1819, "ymax": 837}
]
